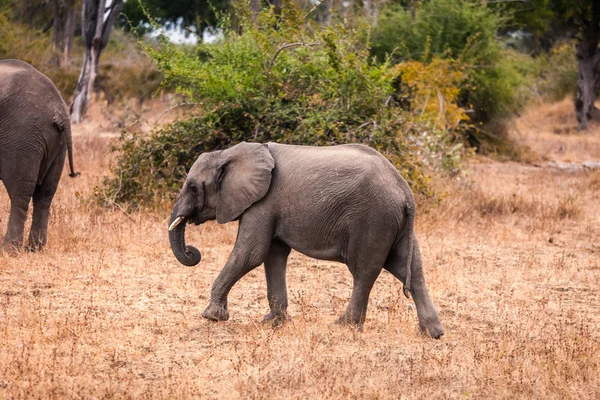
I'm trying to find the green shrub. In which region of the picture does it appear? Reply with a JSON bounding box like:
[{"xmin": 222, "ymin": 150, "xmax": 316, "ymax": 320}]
[
  {"xmin": 99, "ymin": 2, "xmax": 473, "ymax": 207},
  {"xmin": 368, "ymin": 0, "xmax": 524, "ymax": 124},
  {"xmin": 529, "ymin": 43, "xmax": 578, "ymax": 102},
  {"xmin": 99, "ymin": 107, "xmax": 431, "ymax": 207}
]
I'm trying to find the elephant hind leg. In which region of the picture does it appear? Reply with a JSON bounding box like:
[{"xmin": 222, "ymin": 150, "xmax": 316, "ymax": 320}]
[
  {"xmin": 384, "ymin": 240, "xmax": 444, "ymax": 339},
  {"xmin": 336, "ymin": 232, "xmax": 393, "ymax": 328},
  {"xmin": 2, "ymin": 185, "xmax": 34, "ymax": 252},
  {"xmin": 27, "ymin": 150, "xmax": 66, "ymax": 251}
]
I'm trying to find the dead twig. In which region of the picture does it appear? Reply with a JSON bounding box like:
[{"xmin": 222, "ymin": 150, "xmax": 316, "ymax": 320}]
[
  {"xmin": 345, "ymin": 120, "xmax": 382, "ymax": 141},
  {"xmin": 123, "ymin": 118, "xmax": 141, "ymax": 130},
  {"xmin": 269, "ymin": 42, "xmax": 322, "ymax": 70},
  {"xmin": 154, "ymin": 102, "xmax": 202, "ymax": 125},
  {"xmin": 99, "ymin": 173, "xmax": 136, "ymax": 223},
  {"xmin": 112, "ymin": 201, "xmax": 136, "ymax": 223},
  {"xmin": 304, "ymin": 0, "xmax": 327, "ymax": 20}
]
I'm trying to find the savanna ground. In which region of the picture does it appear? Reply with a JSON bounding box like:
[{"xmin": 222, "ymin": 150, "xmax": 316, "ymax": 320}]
[{"xmin": 1, "ymin": 98, "xmax": 599, "ymax": 398}]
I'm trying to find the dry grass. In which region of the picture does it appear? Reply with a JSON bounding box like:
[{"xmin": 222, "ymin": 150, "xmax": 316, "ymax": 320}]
[
  {"xmin": 511, "ymin": 98, "xmax": 600, "ymax": 163},
  {"xmin": 1, "ymin": 100, "xmax": 600, "ymax": 399}
]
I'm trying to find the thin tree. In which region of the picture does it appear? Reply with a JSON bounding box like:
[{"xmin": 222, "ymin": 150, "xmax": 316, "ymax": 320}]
[
  {"xmin": 251, "ymin": 0, "xmax": 260, "ymax": 21},
  {"xmin": 505, "ymin": 0, "xmax": 600, "ymax": 130},
  {"xmin": 574, "ymin": 1, "xmax": 600, "ymax": 130},
  {"xmin": 61, "ymin": 0, "xmax": 77, "ymax": 65},
  {"xmin": 50, "ymin": 0, "xmax": 78, "ymax": 66},
  {"xmin": 70, "ymin": 0, "xmax": 123, "ymax": 124}
]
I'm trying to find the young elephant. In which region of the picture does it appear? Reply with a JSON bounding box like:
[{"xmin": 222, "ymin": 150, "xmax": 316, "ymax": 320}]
[
  {"xmin": 0, "ymin": 59, "xmax": 78, "ymax": 251},
  {"xmin": 168, "ymin": 142, "xmax": 444, "ymax": 338}
]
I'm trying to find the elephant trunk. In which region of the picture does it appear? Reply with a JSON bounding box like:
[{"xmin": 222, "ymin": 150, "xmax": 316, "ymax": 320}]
[{"xmin": 168, "ymin": 209, "xmax": 201, "ymax": 266}]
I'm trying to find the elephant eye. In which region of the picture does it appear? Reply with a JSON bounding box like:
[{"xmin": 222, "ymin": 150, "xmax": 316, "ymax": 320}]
[{"xmin": 188, "ymin": 182, "xmax": 197, "ymax": 192}]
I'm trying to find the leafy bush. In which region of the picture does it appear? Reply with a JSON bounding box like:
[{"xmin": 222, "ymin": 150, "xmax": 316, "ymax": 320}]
[
  {"xmin": 99, "ymin": 3, "xmax": 471, "ymax": 207},
  {"xmin": 529, "ymin": 43, "xmax": 578, "ymax": 102},
  {"xmin": 100, "ymin": 108, "xmax": 430, "ymax": 207},
  {"xmin": 368, "ymin": 0, "xmax": 525, "ymax": 128},
  {"xmin": 391, "ymin": 57, "xmax": 468, "ymax": 130}
]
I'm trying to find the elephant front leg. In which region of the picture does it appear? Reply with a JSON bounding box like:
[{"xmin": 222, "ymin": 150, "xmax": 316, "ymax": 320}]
[
  {"xmin": 3, "ymin": 195, "xmax": 31, "ymax": 252},
  {"xmin": 263, "ymin": 240, "xmax": 291, "ymax": 326},
  {"xmin": 28, "ymin": 194, "xmax": 54, "ymax": 252},
  {"xmin": 27, "ymin": 204, "xmax": 50, "ymax": 251},
  {"xmin": 202, "ymin": 252, "xmax": 263, "ymax": 321},
  {"xmin": 202, "ymin": 225, "xmax": 272, "ymax": 322}
]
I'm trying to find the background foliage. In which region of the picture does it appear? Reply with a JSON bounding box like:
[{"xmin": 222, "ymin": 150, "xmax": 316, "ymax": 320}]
[
  {"xmin": 0, "ymin": 0, "xmax": 585, "ymax": 208},
  {"xmin": 0, "ymin": 5, "xmax": 162, "ymax": 103},
  {"xmin": 369, "ymin": 1, "xmax": 526, "ymax": 135},
  {"xmin": 100, "ymin": 0, "xmax": 585, "ymax": 207},
  {"xmin": 100, "ymin": 3, "xmax": 473, "ymax": 207}
]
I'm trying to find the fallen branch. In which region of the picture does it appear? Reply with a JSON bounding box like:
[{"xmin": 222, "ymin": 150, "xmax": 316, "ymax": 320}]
[
  {"xmin": 97, "ymin": 173, "xmax": 136, "ymax": 222},
  {"xmin": 548, "ymin": 161, "xmax": 600, "ymax": 171}
]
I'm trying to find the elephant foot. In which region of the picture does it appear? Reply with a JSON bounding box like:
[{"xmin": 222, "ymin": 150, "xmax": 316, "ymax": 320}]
[
  {"xmin": 420, "ymin": 322, "xmax": 444, "ymax": 339},
  {"xmin": 419, "ymin": 316, "xmax": 445, "ymax": 339},
  {"xmin": 202, "ymin": 303, "xmax": 229, "ymax": 322},
  {"xmin": 333, "ymin": 313, "xmax": 364, "ymax": 331},
  {"xmin": 262, "ymin": 311, "xmax": 289, "ymax": 327},
  {"xmin": 25, "ymin": 241, "xmax": 45, "ymax": 253},
  {"xmin": 2, "ymin": 239, "xmax": 22, "ymax": 255}
]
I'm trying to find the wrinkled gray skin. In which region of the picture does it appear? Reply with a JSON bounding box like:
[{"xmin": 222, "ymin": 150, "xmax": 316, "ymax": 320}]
[
  {"xmin": 169, "ymin": 142, "xmax": 443, "ymax": 338},
  {"xmin": 0, "ymin": 59, "xmax": 78, "ymax": 251}
]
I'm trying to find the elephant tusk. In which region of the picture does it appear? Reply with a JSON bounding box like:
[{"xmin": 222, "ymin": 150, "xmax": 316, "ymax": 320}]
[{"xmin": 168, "ymin": 216, "xmax": 186, "ymax": 231}]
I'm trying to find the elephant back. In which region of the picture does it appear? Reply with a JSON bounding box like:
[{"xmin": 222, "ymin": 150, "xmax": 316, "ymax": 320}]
[
  {"xmin": 0, "ymin": 59, "xmax": 68, "ymax": 111},
  {"xmin": 0, "ymin": 59, "xmax": 71, "ymax": 182}
]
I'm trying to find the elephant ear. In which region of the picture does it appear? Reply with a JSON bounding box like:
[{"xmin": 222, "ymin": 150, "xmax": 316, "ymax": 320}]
[{"xmin": 216, "ymin": 142, "xmax": 275, "ymax": 224}]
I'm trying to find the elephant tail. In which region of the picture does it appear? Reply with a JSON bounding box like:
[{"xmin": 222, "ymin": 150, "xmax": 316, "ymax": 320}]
[
  {"xmin": 65, "ymin": 124, "xmax": 79, "ymax": 178},
  {"xmin": 55, "ymin": 113, "xmax": 80, "ymax": 178},
  {"xmin": 402, "ymin": 204, "xmax": 415, "ymax": 298}
]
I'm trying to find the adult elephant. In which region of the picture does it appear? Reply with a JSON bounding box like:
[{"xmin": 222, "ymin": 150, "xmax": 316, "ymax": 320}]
[
  {"xmin": 0, "ymin": 59, "xmax": 78, "ymax": 251},
  {"xmin": 168, "ymin": 142, "xmax": 444, "ymax": 338}
]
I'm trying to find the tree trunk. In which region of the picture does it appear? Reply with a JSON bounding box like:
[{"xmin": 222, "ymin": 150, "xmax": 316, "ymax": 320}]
[
  {"xmin": 372, "ymin": 0, "xmax": 385, "ymax": 24},
  {"xmin": 272, "ymin": 0, "xmax": 282, "ymax": 15},
  {"xmin": 363, "ymin": 0, "xmax": 384, "ymax": 24},
  {"xmin": 250, "ymin": 0, "xmax": 260, "ymax": 22},
  {"xmin": 52, "ymin": 0, "xmax": 62, "ymax": 66},
  {"xmin": 575, "ymin": 33, "xmax": 600, "ymax": 130},
  {"xmin": 70, "ymin": 0, "xmax": 123, "ymax": 124},
  {"xmin": 62, "ymin": 0, "xmax": 76, "ymax": 65},
  {"xmin": 363, "ymin": 0, "xmax": 372, "ymax": 19},
  {"xmin": 575, "ymin": 2, "xmax": 600, "ymax": 130},
  {"xmin": 70, "ymin": 48, "xmax": 95, "ymax": 124}
]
